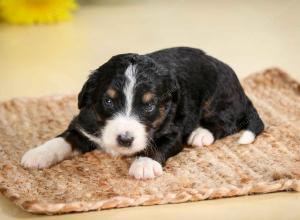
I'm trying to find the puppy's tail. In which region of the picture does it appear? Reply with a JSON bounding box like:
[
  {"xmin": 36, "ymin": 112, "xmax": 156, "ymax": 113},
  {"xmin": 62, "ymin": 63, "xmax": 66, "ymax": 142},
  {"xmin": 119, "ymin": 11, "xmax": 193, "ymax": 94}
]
[{"xmin": 238, "ymin": 101, "xmax": 264, "ymax": 145}]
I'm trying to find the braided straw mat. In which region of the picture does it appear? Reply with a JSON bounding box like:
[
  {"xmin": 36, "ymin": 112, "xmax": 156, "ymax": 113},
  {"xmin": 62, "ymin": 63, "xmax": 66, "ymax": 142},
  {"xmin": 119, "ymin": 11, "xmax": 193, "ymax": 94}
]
[{"xmin": 0, "ymin": 68, "xmax": 300, "ymax": 215}]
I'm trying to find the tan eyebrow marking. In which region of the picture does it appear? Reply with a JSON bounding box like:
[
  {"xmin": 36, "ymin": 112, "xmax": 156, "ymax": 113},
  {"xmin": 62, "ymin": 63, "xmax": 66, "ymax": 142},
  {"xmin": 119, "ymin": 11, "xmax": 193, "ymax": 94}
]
[
  {"xmin": 107, "ymin": 88, "xmax": 117, "ymax": 98},
  {"xmin": 142, "ymin": 92, "xmax": 155, "ymax": 103}
]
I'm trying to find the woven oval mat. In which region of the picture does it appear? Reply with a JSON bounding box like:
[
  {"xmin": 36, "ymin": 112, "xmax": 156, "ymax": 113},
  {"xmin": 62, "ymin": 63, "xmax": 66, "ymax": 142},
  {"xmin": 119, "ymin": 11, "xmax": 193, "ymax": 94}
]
[{"xmin": 0, "ymin": 68, "xmax": 300, "ymax": 215}]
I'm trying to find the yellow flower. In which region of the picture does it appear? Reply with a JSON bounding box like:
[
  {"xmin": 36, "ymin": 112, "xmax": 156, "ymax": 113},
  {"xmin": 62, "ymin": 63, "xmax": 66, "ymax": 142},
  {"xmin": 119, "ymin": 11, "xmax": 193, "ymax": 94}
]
[{"xmin": 0, "ymin": 0, "xmax": 78, "ymax": 25}]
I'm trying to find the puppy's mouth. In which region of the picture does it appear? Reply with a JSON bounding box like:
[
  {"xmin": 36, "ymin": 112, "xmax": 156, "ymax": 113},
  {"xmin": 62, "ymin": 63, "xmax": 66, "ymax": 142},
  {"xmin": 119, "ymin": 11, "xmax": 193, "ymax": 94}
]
[{"xmin": 101, "ymin": 114, "xmax": 148, "ymax": 156}]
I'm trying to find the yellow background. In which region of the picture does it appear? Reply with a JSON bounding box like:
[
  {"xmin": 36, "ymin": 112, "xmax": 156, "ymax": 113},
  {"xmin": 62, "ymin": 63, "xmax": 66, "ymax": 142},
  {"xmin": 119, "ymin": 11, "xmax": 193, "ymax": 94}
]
[{"xmin": 0, "ymin": 0, "xmax": 300, "ymax": 219}]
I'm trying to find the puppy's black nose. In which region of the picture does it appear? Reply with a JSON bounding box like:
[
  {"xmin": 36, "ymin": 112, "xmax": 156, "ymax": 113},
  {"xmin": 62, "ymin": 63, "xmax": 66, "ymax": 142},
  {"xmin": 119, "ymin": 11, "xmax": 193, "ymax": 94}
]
[{"xmin": 117, "ymin": 132, "xmax": 134, "ymax": 147}]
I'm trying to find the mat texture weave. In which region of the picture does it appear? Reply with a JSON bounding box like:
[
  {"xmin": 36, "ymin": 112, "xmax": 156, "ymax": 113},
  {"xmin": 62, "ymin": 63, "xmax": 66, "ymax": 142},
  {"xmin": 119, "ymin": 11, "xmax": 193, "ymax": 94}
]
[{"xmin": 0, "ymin": 68, "xmax": 300, "ymax": 215}]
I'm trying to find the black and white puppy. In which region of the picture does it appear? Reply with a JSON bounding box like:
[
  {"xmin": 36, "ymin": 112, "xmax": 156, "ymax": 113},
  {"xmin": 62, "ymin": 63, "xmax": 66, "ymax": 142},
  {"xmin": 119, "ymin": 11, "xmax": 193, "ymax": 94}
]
[{"xmin": 21, "ymin": 47, "xmax": 264, "ymax": 179}]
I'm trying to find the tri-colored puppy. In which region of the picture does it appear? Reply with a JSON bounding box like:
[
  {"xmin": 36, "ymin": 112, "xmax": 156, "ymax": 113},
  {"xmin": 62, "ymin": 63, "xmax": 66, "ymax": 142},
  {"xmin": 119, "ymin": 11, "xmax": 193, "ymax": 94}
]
[{"xmin": 21, "ymin": 47, "xmax": 264, "ymax": 179}]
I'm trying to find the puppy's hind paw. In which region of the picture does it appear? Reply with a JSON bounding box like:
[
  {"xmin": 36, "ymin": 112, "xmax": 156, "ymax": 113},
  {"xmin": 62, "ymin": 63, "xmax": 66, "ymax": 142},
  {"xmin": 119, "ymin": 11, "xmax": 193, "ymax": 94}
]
[
  {"xmin": 188, "ymin": 127, "xmax": 214, "ymax": 148},
  {"xmin": 238, "ymin": 130, "xmax": 255, "ymax": 144}
]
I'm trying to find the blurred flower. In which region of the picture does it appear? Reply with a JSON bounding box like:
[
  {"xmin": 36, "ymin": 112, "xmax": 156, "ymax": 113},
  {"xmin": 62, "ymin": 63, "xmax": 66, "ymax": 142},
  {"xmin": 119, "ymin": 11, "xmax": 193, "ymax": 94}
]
[{"xmin": 0, "ymin": 0, "xmax": 78, "ymax": 25}]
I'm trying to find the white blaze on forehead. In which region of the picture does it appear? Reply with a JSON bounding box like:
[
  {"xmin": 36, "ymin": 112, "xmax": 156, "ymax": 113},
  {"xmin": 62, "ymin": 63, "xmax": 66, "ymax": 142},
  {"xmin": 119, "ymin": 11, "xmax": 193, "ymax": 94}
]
[{"xmin": 124, "ymin": 64, "xmax": 137, "ymax": 116}]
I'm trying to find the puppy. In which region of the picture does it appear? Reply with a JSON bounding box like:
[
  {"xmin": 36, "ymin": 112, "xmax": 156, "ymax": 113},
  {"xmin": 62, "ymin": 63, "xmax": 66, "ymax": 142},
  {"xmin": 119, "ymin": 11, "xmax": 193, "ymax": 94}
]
[{"xmin": 21, "ymin": 47, "xmax": 264, "ymax": 179}]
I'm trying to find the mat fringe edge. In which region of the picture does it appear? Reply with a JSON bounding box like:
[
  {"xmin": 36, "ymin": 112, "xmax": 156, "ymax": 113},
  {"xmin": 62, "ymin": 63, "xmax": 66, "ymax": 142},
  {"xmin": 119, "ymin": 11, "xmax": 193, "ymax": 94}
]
[{"xmin": 1, "ymin": 179, "xmax": 299, "ymax": 215}]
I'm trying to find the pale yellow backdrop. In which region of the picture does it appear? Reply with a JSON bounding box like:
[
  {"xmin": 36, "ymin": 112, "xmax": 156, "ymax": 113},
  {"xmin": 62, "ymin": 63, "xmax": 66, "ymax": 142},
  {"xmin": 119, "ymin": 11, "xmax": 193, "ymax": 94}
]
[{"xmin": 0, "ymin": 0, "xmax": 300, "ymax": 219}]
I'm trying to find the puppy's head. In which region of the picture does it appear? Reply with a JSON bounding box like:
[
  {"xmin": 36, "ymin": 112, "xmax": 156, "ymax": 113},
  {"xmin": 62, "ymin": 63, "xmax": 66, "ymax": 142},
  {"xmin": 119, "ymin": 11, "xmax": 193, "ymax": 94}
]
[{"xmin": 77, "ymin": 54, "xmax": 178, "ymax": 156}]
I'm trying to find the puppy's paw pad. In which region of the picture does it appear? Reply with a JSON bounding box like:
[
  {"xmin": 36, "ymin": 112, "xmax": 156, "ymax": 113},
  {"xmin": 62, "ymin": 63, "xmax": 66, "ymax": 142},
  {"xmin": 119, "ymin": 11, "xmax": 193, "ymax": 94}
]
[
  {"xmin": 21, "ymin": 147, "xmax": 54, "ymax": 169},
  {"xmin": 129, "ymin": 157, "xmax": 163, "ymax": 179},
  {"xmin": 188, "ymin": 127, "xmax": 214, "ymax": 147}
]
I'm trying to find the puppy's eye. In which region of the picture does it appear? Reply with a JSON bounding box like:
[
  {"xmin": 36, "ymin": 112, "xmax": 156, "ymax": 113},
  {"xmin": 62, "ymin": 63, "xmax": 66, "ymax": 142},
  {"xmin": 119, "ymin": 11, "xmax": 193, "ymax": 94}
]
[
  {"xmin": 103, "ymin": 97, "xmax": 114, "ymax": 108},
  {"xmin": 144, "ymin": 103, "xmax": 155, "ymax": 113}
]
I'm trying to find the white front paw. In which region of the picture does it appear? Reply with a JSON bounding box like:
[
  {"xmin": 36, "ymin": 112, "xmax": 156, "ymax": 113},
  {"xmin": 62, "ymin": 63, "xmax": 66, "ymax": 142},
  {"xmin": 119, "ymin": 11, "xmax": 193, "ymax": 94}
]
[
  {"xmin": 129, "ymin": 157, "xmax": 163, "ymax": 179},
  {"xmin": 21, "ymin": 147, "xmax": 55, "ymax": 169},
  {"xmin": 188, "ymin": 127, "xmax": 214, "ymax": 148},
  {"xmin": 21, "ymin": 137, "xmax": 72, "ymax": 169}
]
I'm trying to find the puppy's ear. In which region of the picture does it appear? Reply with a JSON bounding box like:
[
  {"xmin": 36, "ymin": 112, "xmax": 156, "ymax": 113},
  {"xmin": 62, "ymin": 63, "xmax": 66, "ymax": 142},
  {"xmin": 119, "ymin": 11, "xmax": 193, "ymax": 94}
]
[
  {"xmin": 78, "ymin": 58, "xmax": 116, "ymax": 109},
  {"xmin": 78, "ymin": 72, "xmax": 98, "ymax": 109}
]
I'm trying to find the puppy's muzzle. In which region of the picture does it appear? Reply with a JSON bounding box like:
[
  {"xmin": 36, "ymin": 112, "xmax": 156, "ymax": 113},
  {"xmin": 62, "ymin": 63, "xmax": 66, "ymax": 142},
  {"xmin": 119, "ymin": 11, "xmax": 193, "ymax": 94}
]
[{"xmin": 101, "ymin": 114, "xmax": 147, "ymax": 155}]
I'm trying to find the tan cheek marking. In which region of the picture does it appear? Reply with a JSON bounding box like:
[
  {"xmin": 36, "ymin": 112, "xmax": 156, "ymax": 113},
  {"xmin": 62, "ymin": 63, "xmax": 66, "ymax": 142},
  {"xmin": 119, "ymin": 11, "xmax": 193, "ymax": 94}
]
[
  {"xmin": 142, "ymin": 92, "xmax": 155, "ymax": 103},
  {"xmin": 152, "ymin": 106, "xmax": 166, "ymax": 128},
  {"xmin": 107, "ymin": 88, "xmax": 117, "ymax": 99}
]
